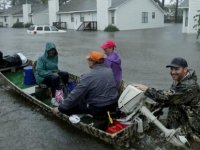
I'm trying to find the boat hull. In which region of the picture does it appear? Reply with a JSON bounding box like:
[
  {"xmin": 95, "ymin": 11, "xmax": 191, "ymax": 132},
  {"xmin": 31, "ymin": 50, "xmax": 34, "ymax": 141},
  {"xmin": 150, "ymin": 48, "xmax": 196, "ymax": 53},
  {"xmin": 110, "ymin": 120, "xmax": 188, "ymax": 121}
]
[{"xmin": 0, "ymin": 66, "xmax": 138, "ymax": 149}]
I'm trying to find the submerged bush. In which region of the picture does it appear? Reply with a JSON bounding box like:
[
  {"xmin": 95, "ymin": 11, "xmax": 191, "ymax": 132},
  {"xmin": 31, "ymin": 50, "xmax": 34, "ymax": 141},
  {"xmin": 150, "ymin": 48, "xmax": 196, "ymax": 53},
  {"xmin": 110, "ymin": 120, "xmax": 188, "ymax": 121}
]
[
  {"xmin": 12, "ymin": 22, "xmax": 24, "ymax": 28},
  {"xmin": 104, "ymin": 25, "xmax": 119, "ymax": 32},
  {"xmin": 24, "ymin": 22, "xmax": 33, "ymax": 28}
]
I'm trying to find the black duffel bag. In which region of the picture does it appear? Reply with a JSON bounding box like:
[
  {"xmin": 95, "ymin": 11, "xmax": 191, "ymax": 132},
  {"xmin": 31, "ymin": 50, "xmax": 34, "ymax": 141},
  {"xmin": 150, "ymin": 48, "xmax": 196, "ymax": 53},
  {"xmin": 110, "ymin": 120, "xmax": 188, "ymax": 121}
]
[{"xmin": 0, "ymin": 54, "xmax": 22, "ymax": 68}]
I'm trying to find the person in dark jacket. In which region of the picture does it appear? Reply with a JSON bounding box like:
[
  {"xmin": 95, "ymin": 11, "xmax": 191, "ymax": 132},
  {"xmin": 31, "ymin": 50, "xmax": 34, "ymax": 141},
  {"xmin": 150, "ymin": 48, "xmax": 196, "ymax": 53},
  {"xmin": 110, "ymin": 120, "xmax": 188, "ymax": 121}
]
[
  {"xmin": 52, "ymin": 51, "xmax": 119, "ymax": 117},
  {"xmin": 100, "ymin": 40, "xmax": 122, "ymax": 88},
  {"xmin": 134, "ymin": 57, "xmax": 200, "ymax": 142},
  {"xmin": 35, "ymin": 42, "xmax": 68, "ymax": 98}
]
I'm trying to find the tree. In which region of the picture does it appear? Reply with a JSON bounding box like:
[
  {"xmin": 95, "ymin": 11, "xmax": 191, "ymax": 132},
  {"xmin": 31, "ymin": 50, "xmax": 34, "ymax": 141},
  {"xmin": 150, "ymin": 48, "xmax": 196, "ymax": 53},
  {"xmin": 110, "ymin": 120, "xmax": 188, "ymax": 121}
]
[
  {"xmin": 170, "ymin": 0, "xmax": 183, "ymax": 23},
  {"xmin": 154, "ymin": 0, "xmax": 163, "ymax": 8},
  {"xmin": 193, "ymin": 10, "xmax": 200, "ymax": 39},
  {"xmin": 10, "ymin": 0, "xmax": 47, "ymax": 6},
  {"xmin": 161, "ymin": 0, "xmax": 165, "ymax": 8},
  {"xmin": 0, "ymin": 0, "xmax": 10, "ymax": 9}
]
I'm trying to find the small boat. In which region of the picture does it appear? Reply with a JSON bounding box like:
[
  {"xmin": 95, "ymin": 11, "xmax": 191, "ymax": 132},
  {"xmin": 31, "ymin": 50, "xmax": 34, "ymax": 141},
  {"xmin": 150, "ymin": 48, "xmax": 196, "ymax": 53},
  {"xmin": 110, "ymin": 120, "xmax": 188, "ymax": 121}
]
[{"xmin": 0, "ymin": 61, "xmax": 156, "ymax": 149}]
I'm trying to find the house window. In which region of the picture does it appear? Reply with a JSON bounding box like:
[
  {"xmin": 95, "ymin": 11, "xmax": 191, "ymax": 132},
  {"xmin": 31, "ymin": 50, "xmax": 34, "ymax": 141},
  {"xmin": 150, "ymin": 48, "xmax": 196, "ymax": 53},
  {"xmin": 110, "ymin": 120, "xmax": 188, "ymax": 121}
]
[
  {"xmin": 4, "ymin": 16, "xmax": 7, "ymax": 22},
  {"xmin": 185, "ymin": 17, "xmax": 188, "ymax": 27},
  {"xmin": 71, "ymin": 14, "xmax": 74, "ymax": 22},
  {"xmin": 111, "ymin": 11, "xmax": 115, "ymax": 24},
  {"xmin": 17, "ymin": 18, "xmax": 19, "ymax": 22},
  {"xmin": 152, "ymin": 12, "xmax": 155, "ymax": 19},
  {"xmin": 80, "ymin": 13, "xmax": 84, "ymax": 22},
  {"xmin": 142, "ymin": 12, "xmax": 148, "ymax": 23}
]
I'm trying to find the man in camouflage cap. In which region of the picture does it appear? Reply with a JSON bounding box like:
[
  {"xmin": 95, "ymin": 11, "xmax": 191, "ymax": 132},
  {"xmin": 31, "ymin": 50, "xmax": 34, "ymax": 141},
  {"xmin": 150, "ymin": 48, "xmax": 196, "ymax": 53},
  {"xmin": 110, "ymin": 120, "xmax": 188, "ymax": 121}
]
[{"xmin": 135, "ymin": 57, "xmax": 200, "ymax": 142}]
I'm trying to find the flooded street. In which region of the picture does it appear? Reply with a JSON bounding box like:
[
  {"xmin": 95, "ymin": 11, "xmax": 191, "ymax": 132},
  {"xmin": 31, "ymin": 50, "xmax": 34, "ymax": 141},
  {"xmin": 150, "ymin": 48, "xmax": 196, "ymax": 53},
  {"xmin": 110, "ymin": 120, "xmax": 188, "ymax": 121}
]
[{"xmin": 0, "ymin": 24, "xmax": 200, "ymax": 150}]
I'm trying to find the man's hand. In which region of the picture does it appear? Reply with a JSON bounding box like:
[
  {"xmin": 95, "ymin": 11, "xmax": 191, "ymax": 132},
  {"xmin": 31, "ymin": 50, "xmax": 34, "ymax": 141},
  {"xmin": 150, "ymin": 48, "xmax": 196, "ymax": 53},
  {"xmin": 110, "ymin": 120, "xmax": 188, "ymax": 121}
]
[
  {"xmin": 133, "ymin": 84, "xmax": 149, "ymax": 91},
  {"xmin": 51, "ymin": 107, "xmax": 60, "ymax": 115}
]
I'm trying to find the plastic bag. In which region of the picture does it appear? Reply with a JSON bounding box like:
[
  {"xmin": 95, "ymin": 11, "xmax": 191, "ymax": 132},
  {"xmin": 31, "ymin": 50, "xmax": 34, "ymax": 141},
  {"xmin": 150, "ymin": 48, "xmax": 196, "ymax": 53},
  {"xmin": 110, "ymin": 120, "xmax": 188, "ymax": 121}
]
[
  {"xmin": 55, "ymin": 89, "xmax": 64, "ymax": 103},
  {"xmin": 106, "ymin": 121, "xmax": 126, "ymax": 134}
]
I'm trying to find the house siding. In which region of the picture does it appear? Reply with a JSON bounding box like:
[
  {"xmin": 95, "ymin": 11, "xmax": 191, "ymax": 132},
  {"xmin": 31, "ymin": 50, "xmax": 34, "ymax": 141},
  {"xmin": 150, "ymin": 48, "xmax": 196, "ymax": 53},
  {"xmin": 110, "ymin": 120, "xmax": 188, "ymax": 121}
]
[
  {"xmin": 60, "ymin": 12, "xmax": 96, "ymax": 30},
  {"xmin": 0, "ymin": 16, "xmax": 7, "ymax": 27},
  {"xmin": 97, "ymin": 0, "xmax": 110, "ymax": 30},
  {"xmin": 115, "ymin": 0, "xmax": 164, "ymax": 30},
  {"xmin": 0, "ymin": 15, "xmax": 23, "ymax": 27},
  {"xmin": 188, "ymin": 0, "xmax": 200, "ymax": 33},
  {"xmin": 182, "ymin": 9, "xmax": 188, "ymax": 33},
  {"xmin": 32, "ymin": 10, "xmax": 49, "ymax": 25},
  {"xmin": 7, "ymin": 15, "xmax": 14, "ymax": 27},
  {"xmin": 49, "ymin": 0, "xmax": 59, "ymax": 26},
  {"xmin": 13, "ymin": 16, "xmax": 23, "ymax": 23},
  {"xmin": 23, "ymin": 4, "xmax": 31, "ymax": 24}
]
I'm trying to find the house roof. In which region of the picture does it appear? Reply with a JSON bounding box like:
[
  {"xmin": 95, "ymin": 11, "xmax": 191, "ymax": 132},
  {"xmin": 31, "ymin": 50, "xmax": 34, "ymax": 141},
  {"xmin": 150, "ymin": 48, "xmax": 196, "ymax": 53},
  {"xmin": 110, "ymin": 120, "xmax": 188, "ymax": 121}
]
[
  {"xmin": 59, "ymin": 0, "xmax": 96, "ymax": 13},
  {"xmin": 109, "ymin": 0, "xmax": 164, "ymax": 13},
  {"xmin": 179, "ymin": 0, "xmax": 189, "ymax": 9},
  {"xmin": 58, "ymin": 0, "xmax": 130, "ymax": 13},
  {"xmin": 0, "ymin": 5, "xmax": 22, "ymax": 16},
  {"xmin": 150, "ymin": 0, "xmax": 165, "ymax": 13},
  {"xmin": 30, "ymin": 4, "xmax": 48, "ymax": 14},
  {"xmin": 0, "ymin": 4, "xmax": 48, "ymax": 17},
  {"xmin": 109, "ymin": 0, "xmax": 128, "ymax": 9},
  {"xmin": 58, "ymin": 0, "xmax": 164, "ymax": 13}
]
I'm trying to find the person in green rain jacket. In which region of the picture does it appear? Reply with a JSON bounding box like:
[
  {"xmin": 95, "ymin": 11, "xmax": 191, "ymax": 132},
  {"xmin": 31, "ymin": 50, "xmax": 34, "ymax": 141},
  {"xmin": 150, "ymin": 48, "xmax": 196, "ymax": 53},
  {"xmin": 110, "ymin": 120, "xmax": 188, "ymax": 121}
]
[
  {"xmin": 134, "ymin": 57, "xmax": 200, "ymax": 142},
  {"xmin": 35, "ymin": 42, "xmax": 68, "ymax": 98}
]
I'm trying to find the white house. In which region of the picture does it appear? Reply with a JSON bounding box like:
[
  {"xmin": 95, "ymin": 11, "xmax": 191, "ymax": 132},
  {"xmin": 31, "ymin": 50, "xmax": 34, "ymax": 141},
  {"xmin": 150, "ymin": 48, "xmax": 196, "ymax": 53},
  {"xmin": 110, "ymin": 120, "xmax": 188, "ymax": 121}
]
[
  {"xmin": 0, "ymin": 4, "xmax": 49, "ymax": 27},
  {"xmin": 0, "ymin": 5, "xmax": 23, "ymax": 27},
  {"xmin": 23, "ymin": 4, "xmax": 49, "ymax": 25},
  {"xmin": 49, "ymin": 0, "xmax": 164, "ymax": 30},
  {"xmin": 179, "ymin": 0, "xmax": 200, "ymax": 33}
]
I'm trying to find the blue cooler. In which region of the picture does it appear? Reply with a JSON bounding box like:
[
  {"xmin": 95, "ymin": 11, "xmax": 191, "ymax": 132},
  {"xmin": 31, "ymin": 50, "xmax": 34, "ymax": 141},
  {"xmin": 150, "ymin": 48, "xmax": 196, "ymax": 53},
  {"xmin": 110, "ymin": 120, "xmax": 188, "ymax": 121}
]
[{"xmin": 23, "ymin": 66, "xmax": 36, "ymax": 85}]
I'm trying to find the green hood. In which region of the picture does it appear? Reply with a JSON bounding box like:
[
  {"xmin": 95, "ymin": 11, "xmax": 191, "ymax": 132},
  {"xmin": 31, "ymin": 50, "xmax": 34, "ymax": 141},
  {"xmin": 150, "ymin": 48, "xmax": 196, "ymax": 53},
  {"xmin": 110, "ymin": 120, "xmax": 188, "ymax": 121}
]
[
  {"xmin": 44, "ymin": 42, "xmax": 58, "ymax": 60},
  {"xmin": 35, "ymin": 42, "xmax": 59, "ymax": 83}
]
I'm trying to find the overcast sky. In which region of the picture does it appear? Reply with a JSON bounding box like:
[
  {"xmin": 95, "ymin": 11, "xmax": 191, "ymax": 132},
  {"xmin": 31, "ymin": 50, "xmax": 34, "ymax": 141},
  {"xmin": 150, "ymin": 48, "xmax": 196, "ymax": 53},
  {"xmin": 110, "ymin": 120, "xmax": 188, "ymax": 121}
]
[{"xmin": 165, "ymin": 0, "xmax": 171, "ymax": 4}]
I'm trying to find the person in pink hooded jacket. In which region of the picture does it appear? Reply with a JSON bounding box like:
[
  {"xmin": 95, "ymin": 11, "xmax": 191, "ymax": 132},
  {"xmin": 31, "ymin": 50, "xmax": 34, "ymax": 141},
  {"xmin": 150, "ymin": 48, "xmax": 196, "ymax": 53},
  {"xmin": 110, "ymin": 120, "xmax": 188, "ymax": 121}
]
[{"xmin": 100, "ymin": 40, "xmax": 122, "ymax": 88}]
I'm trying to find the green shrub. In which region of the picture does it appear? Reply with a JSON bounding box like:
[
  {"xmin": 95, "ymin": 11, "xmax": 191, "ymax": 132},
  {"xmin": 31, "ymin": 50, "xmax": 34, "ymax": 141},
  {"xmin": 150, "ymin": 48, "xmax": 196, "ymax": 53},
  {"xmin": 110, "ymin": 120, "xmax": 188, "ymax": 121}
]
[
  {"xmin": 104, "ymin": 25, "xmax": 119, "ymax": 32},
  {"xmin": 12, "ymin": 22, "xmax": 24, "ymax": 28},
  {"xmin": 24, "ymin": 22, "xmax": 33, "ymax": 28}
]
